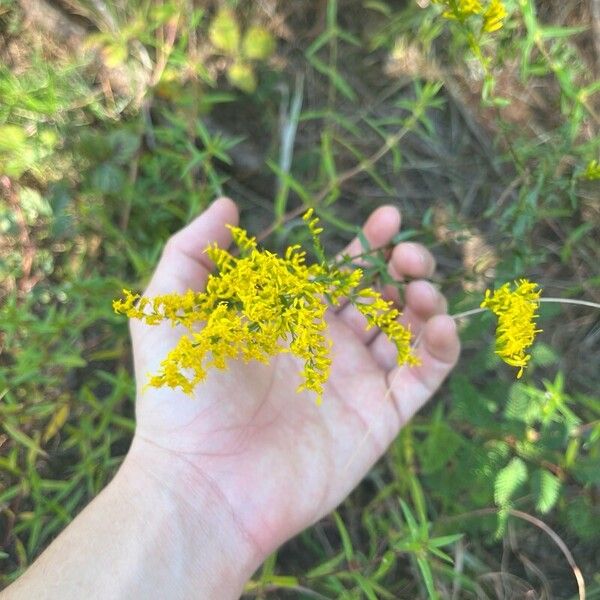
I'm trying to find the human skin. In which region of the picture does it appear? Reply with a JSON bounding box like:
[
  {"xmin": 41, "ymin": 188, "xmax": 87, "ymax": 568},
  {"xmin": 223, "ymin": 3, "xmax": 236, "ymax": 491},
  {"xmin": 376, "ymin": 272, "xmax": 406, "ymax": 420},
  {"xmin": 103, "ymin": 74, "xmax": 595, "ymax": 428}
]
[{"xmin": 4, "ymin": 198, "xmax": 460, "ymax": 599}]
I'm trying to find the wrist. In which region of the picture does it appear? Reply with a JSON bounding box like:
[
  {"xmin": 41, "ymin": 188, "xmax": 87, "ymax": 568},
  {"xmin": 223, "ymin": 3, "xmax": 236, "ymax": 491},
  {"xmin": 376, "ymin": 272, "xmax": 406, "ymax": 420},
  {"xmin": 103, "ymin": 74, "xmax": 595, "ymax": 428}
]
[{"xmin": 118, "ymin": 435, "xmax": 265, "ymax": 598}]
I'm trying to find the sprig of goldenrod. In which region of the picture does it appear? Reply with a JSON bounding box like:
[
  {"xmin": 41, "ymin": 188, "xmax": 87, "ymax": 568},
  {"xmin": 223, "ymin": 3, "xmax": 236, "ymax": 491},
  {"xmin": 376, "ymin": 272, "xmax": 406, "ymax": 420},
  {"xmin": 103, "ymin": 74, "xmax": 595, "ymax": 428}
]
[
  {"xmin": 480, "ymin": 279, "xmax": 542, "ymax": 378},
  {"xmin": 114, "ymin": 211, "xmax": 419, "ymax": 403}
]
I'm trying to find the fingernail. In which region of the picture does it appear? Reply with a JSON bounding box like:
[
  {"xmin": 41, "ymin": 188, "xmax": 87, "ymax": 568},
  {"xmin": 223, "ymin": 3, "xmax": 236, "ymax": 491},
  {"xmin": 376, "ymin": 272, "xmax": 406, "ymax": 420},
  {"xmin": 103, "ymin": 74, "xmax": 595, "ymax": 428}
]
[
  {"xmin": 416, "ymin": 246, "xmax": 432, "ymax": 268},
  {"xmin": 424, "ymin": 281, "xmax": 439, "ymax": 302}
]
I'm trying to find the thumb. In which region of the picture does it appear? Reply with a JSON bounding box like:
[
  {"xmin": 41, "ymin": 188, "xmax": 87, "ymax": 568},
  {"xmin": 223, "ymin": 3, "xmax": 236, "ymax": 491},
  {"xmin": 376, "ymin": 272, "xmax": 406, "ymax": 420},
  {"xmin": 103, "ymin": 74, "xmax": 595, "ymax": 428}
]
[{"xmin": 145, "ymin": 197, "xmax": 239, "ymax": 296}]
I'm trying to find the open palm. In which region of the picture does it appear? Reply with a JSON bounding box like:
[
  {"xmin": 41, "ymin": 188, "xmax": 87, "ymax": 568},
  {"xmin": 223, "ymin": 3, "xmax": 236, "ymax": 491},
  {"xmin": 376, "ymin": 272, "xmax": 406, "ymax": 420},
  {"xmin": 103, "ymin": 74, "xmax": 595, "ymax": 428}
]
[{"xmin": 129, "ymin": 198, "xmax": 460, "ymax": 559}]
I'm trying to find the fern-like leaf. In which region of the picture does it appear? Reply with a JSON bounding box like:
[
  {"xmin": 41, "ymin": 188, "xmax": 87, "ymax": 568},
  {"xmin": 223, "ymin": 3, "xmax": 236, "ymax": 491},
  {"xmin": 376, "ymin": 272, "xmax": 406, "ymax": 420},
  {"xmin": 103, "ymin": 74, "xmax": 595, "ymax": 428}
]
[
  {"xmin": 494, "ymin": 457, "xmax": 527, "ymax": 506},
  {"xmin": 532, "ymin": 468, "xmax": 561, "ymax": 514}
]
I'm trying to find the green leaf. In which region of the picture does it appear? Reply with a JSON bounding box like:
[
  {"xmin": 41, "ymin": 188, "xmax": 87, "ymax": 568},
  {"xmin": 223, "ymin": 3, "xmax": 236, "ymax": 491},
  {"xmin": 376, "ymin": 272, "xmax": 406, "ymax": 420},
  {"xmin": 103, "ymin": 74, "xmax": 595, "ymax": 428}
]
[
  {"xmin": 572, "ymin": 458, "xmax": 600, "ymax": 485},
  {"xmin": 531, "ymin": 343, "xmax": 559, "ymax": 367},
  {"xmin": 333, "ymin": 511, "xmax": 354, "ymax": 561},
  {"xmin": 450, "ymin": 375, "xmax": 494, "ymax": 427},
  {"xmin": 416, "ymin": 556, "xmax": 438, "ymax": 599},
  {"xmin": 53, "ymin": 354, "xmax": 87, "ymax": 368},
  {"xmin": 391, "ymin": 230, "xmax": 419, "ymax": 244},
  {"xmin": 259, "ymin": 551, "xmax": 277, "ymax": 581},
  {"xmin": 532, "ymin": 469, "xmax": 561, "ymax": 513},
  {"xmin": 373, "ymin": 550, "xmax": 396, "ymax": 580},
  {"xmin": 306, "ymin": 54, "xmax": 356, "ymax": 101},
  {"xmin": 350, "ymin": 572, "xmax": 378, "ymax": 600},
  {"xmin": 505, "ymin": 382, "xmax": 538, "ymax": 424},
  {"xmin": 242, "ymin": 26, "xmax": 275, "ymax": 60},
  {"xmin": 428, "ymin": 533, "xmax": 464, "ymax": 548},
  {"xmin": 42, "ymin": 403, "xmax": 70, "ymax": 443},
  {"xmin": 209, "ymin": 9, "xmax": 240, "ymax": 55},
  {"xmin": 0, "ymin": 125, "xmax": 26, "ymax": 151},
  {"xmin": 399, "ymin": 498, "xmax": 424, "ymax": 540},
  {"xmin": 419, "ymin": 418, "xmax": 462, "ymax": 474},
  {"xmin": 2, "ymin": 422, "xmax": 48, "ymax": 458},
  {"xmin": 540, "ymin": 25, "xmax": 587, "ymax": 39},
  {"xmin": 494, "ymin": 457, "xmax": 527, "ymax": 506},
  {"xmin": 306, "ymin": 552, "xmax": 345, "ymax": 578},
  {"xmin": 364, "ymin": 1, "xmax": 392, "ymax": 16},
  {"xmin": 226, "ymin": 62, "xmax": 256, "ymax": 93}
]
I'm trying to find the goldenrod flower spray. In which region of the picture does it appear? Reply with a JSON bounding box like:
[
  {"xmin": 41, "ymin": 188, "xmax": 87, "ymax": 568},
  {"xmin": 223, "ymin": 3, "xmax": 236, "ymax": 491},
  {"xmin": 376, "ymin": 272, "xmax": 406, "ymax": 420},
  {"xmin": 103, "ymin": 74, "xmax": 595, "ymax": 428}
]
[
  {"xmin": 455, "ymin": 279, "xmax": 600, "ymax": 379},
  {"xmin": 114, "ymin": 210, "xmax": 419, "ymax": 403}
]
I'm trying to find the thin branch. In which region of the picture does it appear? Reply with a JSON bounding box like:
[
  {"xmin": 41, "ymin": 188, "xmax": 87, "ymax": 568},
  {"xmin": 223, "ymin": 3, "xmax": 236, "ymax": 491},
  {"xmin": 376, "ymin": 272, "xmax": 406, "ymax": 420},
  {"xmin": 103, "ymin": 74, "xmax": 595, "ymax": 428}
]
[
  {"xmin": 510, "ymin": 509, "xmax": 585, "ymax": 600},
  {"xmin": 257, "ymin": 110, "xmax": 422, "ymax": 243},
  {"xmin": 439, "ymin": 507, "xmax": 585, "ymax": 600}
]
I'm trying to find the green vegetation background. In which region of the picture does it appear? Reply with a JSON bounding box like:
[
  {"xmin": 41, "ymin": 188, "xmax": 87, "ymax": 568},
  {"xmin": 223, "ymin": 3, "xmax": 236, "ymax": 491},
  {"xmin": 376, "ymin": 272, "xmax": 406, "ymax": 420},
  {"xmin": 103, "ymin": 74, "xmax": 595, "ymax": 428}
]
[{"xmin": 1, "ymin": 0, "xmax": 599, "ymax": 596}]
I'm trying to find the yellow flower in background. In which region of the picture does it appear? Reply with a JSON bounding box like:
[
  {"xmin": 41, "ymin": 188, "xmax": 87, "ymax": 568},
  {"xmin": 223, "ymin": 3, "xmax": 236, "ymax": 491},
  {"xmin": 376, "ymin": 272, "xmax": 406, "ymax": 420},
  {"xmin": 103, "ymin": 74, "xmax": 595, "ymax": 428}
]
[
  {"xmin": 480, "ymin": 279, "xmax": 542, "ymax": 378},
  {"xmin": 114, "ymin": 211, "xmax": 419, "ymax": 403},
  {"xmin": 432, "ymin": 0, "xmax": 507, "ymax": 31},
  {"xmin": 482, "ymin": 0, "xmax": 507, "ymax": 32},
  {"xmin": 439, "ymin": 0, "xmax": 483, "ymax": 19}
]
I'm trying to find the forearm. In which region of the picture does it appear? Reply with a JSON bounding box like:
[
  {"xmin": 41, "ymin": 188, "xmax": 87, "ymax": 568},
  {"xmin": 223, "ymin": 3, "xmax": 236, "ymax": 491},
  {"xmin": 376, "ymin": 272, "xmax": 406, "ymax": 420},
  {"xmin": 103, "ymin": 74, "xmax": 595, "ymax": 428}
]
[{"xmin": 4, "ymin": 438, "xmax": 262, "ymax": 600}]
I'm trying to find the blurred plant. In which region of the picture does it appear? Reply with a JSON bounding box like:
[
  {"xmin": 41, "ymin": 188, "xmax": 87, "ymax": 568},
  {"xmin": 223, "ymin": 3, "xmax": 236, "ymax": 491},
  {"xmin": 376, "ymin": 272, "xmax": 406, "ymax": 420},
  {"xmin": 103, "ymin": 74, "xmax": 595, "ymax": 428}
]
[
  {"xmin": 582, "ymin": 159, "xmax": 600, "ymax": 180},
  {"xmin": 209, "ymin": 7, "xmax": 276, "ymax": 93}
]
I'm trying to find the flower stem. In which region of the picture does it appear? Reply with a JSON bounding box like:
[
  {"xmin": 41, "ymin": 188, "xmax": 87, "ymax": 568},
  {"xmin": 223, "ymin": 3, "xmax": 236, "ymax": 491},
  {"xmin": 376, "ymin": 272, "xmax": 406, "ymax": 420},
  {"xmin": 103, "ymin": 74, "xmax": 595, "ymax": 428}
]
[{"xmin": 452, "ymin": 297, "xmax": 600, "ymax": 321}]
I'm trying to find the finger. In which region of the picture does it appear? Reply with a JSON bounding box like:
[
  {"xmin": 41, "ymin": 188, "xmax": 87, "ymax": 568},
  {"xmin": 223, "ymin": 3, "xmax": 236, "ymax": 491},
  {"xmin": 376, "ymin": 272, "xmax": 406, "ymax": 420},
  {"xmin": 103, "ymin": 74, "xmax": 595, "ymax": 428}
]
[
  {"xmin": 369, "ymin": 281, "xmax": 447, "ymax": 371},
  {"xmin": 145, "ymin": 197, "xmax": 239, "ymax": 297},
  {"xmin": 335, "ymin": 206, "xmax": 400, "ymax": 343},
  {"xmin": 385, "ymin": 314, "xmax": 460, "ymax": 428},
  {"xmin": 383, "ymin": 242, "xmax": 436, "ymax": 305},
  {"xmin": 392, "ymin": 242, "xmax": 436, "ymax": 279}
]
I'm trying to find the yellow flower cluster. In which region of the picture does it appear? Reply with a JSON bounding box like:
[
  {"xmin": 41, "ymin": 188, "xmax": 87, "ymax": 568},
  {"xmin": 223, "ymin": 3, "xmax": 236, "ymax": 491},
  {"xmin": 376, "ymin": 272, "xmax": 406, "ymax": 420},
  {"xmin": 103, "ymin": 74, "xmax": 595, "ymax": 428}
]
[
  {"xmin": 114, "ymin": 210, "xmax": 419, "ymax": 403},
  {"xmin": 355, "ymin": 289, "xmax": 421, "ymax": 368},
  {"xmin": 433, "ymin": 0, "xmax": 507, "ymax": 32},
  {"xmin": 480, "ymin": 279, "xmax": 542, "ymax": 378}
]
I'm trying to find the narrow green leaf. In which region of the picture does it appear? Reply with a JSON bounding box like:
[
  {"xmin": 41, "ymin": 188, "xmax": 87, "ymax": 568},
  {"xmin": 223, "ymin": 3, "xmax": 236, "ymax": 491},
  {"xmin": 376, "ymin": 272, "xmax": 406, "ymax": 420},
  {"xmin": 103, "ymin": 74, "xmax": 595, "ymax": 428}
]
[
  {"xmin": 428, "ymin": 533, "xmax": 464, "ymax": 548},
  {"xmin": 2, "ymin": 423, "xmax": 47, "ymax": 458},
  {"xmin": 416, "ymin": 556, "xmax": 439, "ymax": 599},
  {"xmin": 333, "ymin": 511, "xmax": 354, "ymax": 561}
]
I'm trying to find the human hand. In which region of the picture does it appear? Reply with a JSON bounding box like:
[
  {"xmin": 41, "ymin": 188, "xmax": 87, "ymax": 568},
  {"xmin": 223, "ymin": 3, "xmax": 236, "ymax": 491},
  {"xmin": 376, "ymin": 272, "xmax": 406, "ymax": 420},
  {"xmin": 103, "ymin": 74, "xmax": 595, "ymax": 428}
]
[{"xmin": 126, "ymin": 197, "xmax": 460, "ymax": 585}]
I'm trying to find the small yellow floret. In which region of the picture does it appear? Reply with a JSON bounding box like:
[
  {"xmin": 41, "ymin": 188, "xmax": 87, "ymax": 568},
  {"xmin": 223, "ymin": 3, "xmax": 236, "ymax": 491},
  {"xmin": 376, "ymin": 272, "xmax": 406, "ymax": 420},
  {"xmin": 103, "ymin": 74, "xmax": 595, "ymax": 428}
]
[{"xmin": 481, "ymin": 279, "xmax": 542, "ymax": 378}]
